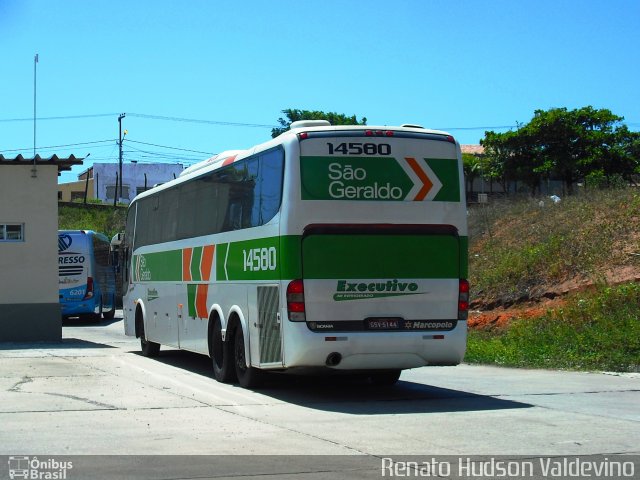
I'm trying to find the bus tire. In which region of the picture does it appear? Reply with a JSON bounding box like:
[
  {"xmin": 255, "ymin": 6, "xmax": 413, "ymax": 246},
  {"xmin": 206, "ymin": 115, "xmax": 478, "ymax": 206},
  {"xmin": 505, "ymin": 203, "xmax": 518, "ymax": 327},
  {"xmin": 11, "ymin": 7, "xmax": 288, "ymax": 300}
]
[
  {"xmin": 211, "ymin": 319, "xmax": 236, "ymax": 383},
  {"xmin": 233, "ymin": 326, "xmax": 263, "ymax": 389},
  {"xmin": 138, "ymin": 311, "xmax": 160, "ymax": 357},
  {"xmin": 369, "ymin": 370, "xmax": 401, "ymax": 386},
  {"xmin": 92, "ymin": 299, "xmax": 103, "ymax": 323},
  {"xmin": 102, "ymin": 298, "xmax": 116, "ymax": 320}
]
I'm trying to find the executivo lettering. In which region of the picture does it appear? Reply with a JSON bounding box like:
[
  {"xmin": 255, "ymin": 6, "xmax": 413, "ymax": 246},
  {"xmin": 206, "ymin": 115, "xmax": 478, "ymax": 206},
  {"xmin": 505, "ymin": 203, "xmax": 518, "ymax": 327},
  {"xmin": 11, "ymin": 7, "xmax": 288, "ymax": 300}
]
[{"xmin": 333, "ymin": 279, "xmax": 423, "ymax": 301}]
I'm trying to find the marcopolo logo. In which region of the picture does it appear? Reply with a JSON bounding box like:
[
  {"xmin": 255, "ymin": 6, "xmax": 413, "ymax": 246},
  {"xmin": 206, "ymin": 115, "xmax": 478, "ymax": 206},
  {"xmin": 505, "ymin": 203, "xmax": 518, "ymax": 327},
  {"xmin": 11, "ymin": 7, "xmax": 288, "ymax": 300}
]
[{"xmin": 333, "ymin": 279, "xmax": 422, "ymax": 301}]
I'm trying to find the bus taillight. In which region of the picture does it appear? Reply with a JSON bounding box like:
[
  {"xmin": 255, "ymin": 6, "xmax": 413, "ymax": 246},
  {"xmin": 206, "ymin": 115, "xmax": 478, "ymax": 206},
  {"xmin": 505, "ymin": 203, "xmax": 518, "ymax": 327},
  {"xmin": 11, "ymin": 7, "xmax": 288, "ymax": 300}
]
[
  {"xmin": 458, "ymin": 279, "xmax": 469, "ymax": 320},
  {"xmin": 287, "ymin": 279, "xmax": 306, "ymax": 322},
  {"xmin": 84, "ymin": 277, "xmax": 94, "ymax": 300},
  {"xmin": 365, "ymin": 130, "xmax": 395, "ymax": 137}
]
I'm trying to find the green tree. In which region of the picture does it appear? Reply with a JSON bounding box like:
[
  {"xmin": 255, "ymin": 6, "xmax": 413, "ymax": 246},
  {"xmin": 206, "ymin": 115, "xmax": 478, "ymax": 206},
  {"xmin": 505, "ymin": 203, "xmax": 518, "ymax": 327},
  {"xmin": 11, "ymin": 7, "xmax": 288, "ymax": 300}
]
[
  {"xmin": 526, "ymin": 107, "xmax": 626, "ymax": 194},
  {"xmin": 271, "ymin": 109, "xmax": 367, "ymax": 138},
  {"xmin": 463, "ymin": 153, "xmax": 483, "ymax": 198},
  {"xmin": 481, "ymin": 107, "xmax": 638, "ymax": 195}
]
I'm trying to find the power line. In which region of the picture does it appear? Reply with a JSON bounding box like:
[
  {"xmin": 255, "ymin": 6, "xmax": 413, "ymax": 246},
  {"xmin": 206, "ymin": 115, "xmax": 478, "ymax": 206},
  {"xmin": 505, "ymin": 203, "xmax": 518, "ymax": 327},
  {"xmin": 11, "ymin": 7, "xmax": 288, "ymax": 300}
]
[
  {"xmin": 0, "ymin": 113, "xmax": 119, "ymax": 122},
  {"xmin": 127, "ymin": 113, "xmax": 276, "ymax": 129},
  {"xmin": 436, "ymin": 125, "xmax": 517, "ymax": 131},
  {"xmin": 1, "ymin": 111, "xmax": 638, "ymax": 131},
  {"xmin": 125, "ymin": 139, "xmax": 214, "ymax": 155},
  {"xmin": 1, "ymin": 139, "xmax": 117, "ymax": 153}
]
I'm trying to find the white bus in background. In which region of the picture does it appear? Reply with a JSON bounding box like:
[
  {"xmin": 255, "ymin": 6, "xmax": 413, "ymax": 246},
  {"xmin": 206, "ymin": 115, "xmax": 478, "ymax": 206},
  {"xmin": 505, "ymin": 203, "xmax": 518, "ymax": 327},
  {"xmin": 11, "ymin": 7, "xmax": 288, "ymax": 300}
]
[{"xmin": 121, "ymin": 121, "xmax": 469, "ymax": 388}]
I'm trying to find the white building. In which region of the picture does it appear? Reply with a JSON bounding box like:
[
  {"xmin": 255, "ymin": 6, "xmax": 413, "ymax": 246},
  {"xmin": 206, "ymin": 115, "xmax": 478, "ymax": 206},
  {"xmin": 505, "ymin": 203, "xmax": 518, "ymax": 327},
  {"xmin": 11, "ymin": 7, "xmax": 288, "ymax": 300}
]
[
  {"xmin": 1, "ymin": 154, "xmax": 83, "ymax": 341},
  {"xmin": 59, "ymin": 162, "xmax": 184, "ymax": 203}
]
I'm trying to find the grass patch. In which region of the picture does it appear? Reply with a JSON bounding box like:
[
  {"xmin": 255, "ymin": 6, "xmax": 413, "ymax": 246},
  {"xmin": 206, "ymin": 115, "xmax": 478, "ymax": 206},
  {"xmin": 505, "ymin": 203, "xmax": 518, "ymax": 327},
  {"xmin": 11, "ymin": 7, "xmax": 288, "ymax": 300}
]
[
  {"xmin": 58, "ymin": 205, "xmax": 126, "ymax": 238},
  {"xmin": 466, "ymin": 283, "xmax": 640, "ymax": 372},
  {"xmin": 469, "ymin": 188, "xmax": 640, "ymax": 304}
]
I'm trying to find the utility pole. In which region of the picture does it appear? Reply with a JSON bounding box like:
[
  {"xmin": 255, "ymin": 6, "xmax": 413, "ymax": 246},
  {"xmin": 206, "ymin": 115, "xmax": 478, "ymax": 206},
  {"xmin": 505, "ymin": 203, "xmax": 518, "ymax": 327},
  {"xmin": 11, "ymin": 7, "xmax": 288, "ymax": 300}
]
[
  {"xmin": 33, "ymin": 54, "xmax": 39, "ymax": 158},
  {"xmin": 118, "ymin": 113, "xmax": 126, "ymax": 200}
]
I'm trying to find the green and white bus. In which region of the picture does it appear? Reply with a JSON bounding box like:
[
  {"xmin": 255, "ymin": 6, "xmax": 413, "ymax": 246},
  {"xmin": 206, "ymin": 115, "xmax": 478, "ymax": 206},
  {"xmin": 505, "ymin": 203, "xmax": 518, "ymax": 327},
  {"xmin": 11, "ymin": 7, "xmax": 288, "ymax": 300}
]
[{"xmin": 122, "ymin": 121, "xmax": 469, "ymax": 387}]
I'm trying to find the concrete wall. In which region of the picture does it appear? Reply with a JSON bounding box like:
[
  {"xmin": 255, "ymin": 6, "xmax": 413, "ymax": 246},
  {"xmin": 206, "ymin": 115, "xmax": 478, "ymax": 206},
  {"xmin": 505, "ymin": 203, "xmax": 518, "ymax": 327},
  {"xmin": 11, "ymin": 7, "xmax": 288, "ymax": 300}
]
[
  {"xmin": 58, "ymin": 179, "xmax": 94, "ymax": 202},
  {"xmin": 0, "ymin": 165, "xmax": 61, "ymax": 341}
]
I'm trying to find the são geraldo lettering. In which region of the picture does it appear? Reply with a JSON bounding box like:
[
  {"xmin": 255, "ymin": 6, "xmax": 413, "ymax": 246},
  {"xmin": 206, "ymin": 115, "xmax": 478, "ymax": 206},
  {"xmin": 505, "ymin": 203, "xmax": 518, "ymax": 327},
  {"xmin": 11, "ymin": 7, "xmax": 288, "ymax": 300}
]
[{"xmin": 327, "ymin": 163, "xmax": 403, "ymax": 200}]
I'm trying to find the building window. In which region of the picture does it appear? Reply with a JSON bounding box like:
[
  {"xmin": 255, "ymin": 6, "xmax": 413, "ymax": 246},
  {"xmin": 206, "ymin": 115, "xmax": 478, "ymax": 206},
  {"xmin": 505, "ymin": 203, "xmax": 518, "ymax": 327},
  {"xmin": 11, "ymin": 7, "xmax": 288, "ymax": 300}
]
[
  {"xmin": 106, "ymin": 185, "xmax": 130, "ymax": 200},
  {"xmin": 70, "ymin": 191, "xmax": 85, "ymax": 202},
  {"xmin": 58, "ymin": 191, "xmax": 63, "ymax": 200},
  {"xmin": 0, "ymin": 224, "xmax": 25, "ymax": 242}
]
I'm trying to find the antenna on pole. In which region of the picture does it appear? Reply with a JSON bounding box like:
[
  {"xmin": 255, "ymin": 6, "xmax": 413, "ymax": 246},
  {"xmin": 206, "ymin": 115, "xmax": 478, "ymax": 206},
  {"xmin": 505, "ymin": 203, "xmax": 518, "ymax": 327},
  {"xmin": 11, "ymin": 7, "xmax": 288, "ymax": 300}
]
[
  {"xmin": 33, "ymin": 53, "xmax": 38, "ymax": 157},
  {"xmin": 32, "ymin": 53, "xmax": 39, "ymax": 177}
]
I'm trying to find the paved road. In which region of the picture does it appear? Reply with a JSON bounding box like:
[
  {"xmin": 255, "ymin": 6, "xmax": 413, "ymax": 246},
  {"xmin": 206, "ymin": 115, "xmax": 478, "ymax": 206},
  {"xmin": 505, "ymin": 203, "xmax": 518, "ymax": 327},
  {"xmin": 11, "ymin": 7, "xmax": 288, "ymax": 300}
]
[{"xmin": 0, "ymin": 312, "xmax": 638, "ymax": 477}]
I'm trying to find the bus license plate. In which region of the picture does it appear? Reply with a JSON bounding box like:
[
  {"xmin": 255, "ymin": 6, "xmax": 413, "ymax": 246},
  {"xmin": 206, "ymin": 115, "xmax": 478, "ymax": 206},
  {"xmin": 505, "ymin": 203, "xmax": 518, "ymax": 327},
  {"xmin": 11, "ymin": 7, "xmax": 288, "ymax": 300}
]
[{"xmin": 366, "ymin": 318, "xmax": 401, "ymax": 330}]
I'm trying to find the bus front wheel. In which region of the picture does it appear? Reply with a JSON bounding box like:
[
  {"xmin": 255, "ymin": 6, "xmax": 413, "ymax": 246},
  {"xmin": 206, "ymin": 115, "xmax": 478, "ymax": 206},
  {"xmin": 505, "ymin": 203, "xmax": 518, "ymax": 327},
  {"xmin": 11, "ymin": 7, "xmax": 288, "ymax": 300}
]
[
  {"xmin": 211, "ymin": 320, "xmax": 236, "ymax": 383},
  {"xmin": 234, "ymin": 326, "xmax": 263, "ymax": 389}
]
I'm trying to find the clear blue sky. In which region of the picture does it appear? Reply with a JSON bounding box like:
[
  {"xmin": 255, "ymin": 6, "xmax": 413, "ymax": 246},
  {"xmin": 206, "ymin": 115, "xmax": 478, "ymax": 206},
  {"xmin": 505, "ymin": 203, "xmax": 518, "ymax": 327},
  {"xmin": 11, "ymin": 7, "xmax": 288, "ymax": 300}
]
[{"xmin": 2, "ymin": 0, "xmax": 639, "ymax": 183}]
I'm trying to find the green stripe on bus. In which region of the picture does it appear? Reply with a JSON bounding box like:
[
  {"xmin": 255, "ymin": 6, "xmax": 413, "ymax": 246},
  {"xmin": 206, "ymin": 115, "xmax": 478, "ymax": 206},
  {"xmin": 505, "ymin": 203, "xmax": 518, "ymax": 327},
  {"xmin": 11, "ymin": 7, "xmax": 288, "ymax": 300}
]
[
  {"xmin": 133, "ymin": 233, "xmax": 465, "ymax": 283},
  {"xmin": 280, "ymin": 235, "xmax": 302, "ymax": 279},
  {"xmin": 426, "ymin": 158, "xmax": 460, "ymax": 202},
  {"xmin": 216, "ymin": 243, "xmax": 229, "ymax": 281},
  {"xmin": 302, "ymin": 234, "xmax": 461, "ymax": 279},
  {"xmin": 136, "ymin": 250, "xmax": 182, "ymax": 281},
  {"xmin": 187, "ymin": 284, "xmax": 197, "ymax": 317},
  {"xmin": 191, "ymin": 246, "xmax": 203, "ymax": 282},
  {"xmin": 224, "ymin": 237, "xmax": 281, "ymax": 281}
]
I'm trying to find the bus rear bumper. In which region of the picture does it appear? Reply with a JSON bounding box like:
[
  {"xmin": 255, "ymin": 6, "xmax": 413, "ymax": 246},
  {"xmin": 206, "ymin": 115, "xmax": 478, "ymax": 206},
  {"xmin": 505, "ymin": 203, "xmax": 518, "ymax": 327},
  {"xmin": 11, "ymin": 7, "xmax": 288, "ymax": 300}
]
[
  {"xmin": 60, "ymin": 301, "xmax": 96, "ymax": 318},
  {"xmin": 282, "ymin": 321, "xmax": 467, "ymax": 371}
]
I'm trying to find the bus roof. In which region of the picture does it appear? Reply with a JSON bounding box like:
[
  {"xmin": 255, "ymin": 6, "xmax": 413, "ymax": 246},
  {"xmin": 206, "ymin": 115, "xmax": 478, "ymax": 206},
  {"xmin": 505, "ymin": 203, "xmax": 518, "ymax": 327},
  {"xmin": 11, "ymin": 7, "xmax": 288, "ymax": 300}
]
[{"xmin": 132, "ymin": 123, "xmax": 456, "ymax": 204}]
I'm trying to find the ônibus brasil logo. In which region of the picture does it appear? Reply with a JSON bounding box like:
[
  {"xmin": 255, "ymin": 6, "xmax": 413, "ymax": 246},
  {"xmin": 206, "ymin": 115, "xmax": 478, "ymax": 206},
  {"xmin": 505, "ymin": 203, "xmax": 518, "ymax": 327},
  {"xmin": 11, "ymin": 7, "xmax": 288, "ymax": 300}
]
[{"xmin": 333, "ymin": 279, "xmax": 423, "ymax": 301}]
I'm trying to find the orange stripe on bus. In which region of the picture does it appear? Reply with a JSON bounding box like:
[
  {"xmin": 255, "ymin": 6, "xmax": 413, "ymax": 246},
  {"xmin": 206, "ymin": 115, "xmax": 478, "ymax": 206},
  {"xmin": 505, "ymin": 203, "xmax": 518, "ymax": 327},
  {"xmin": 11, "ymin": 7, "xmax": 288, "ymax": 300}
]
[
  {"xmin": 183, "ymin": 248, "xmax": 193, "ymax": 281},
  {"xmin": 406, "ymin": 157, "xmax": 433, "ymax": 201},
  {"xmin": 201, "ymin": 245, "xmax": 215, "ymax": 281},
  {"xmin": 222, "ymin": 155, "xmax": 237, "ymax": 166},
  {"xmin": 196, "ymin": 284, "xmax": 209, "ymax": 319}
]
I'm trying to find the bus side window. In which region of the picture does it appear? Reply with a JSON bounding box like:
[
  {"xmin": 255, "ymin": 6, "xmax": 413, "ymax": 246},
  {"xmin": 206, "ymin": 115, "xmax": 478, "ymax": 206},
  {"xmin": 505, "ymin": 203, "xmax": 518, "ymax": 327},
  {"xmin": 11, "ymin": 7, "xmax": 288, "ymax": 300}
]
[{"xmin": 256, "ymin": 149, "xmax": 284, "ymax": 225}]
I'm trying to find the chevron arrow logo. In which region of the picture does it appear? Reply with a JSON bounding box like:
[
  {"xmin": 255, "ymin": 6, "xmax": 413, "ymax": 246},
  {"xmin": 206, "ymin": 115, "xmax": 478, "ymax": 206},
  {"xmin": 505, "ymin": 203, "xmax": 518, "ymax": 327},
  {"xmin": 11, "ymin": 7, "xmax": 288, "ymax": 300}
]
[{"xmin": 401, "ymin": 157, "xmax": 443, "ymax": 201}]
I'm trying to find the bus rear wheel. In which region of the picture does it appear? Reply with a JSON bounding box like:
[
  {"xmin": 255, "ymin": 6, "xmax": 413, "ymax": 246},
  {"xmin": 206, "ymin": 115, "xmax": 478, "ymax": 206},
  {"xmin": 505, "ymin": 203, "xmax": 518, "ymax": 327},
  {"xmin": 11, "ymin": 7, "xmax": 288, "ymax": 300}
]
[
  {"xmin": 138, "ymin": 313, "xmax": 160, "ymax": 357},
  {"xmin": 234, "ymin": 326, "xmax": 263, "ymax": 389},
  {"xmin": 211, "ymin": 320, "xmax": 236, "ymax": 383},
  {"xmin": 102, "ymin": 295, "xmax": 116, "ymax": 320}
]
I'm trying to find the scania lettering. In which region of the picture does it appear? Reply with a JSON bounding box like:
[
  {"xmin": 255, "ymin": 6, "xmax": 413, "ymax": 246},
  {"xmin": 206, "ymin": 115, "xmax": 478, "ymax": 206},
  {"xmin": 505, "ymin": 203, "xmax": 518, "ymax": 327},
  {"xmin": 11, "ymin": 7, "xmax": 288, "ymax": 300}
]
[
  {"xmin": 58, "ymin": 230, "xmax": 117, "ymax": 321},
  {"xmin": 121, "ymin": 120, "xmax": 469, "ymax": 388}
]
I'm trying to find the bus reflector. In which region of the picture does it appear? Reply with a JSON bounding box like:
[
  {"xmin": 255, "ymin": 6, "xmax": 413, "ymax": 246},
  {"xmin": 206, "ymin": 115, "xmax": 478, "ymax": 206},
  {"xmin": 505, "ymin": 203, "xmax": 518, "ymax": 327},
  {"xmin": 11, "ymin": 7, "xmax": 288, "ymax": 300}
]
[
  {"xmin": 458, "ymin": 279, "xmax": 469, "ymax": 320},
  {"xmin": 287, "ymin": 279, "xmax": 306, "ymax": 321},
  {"xmin": 83, "ymin": 277, "xmax": 94, "ymax": 300}
]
